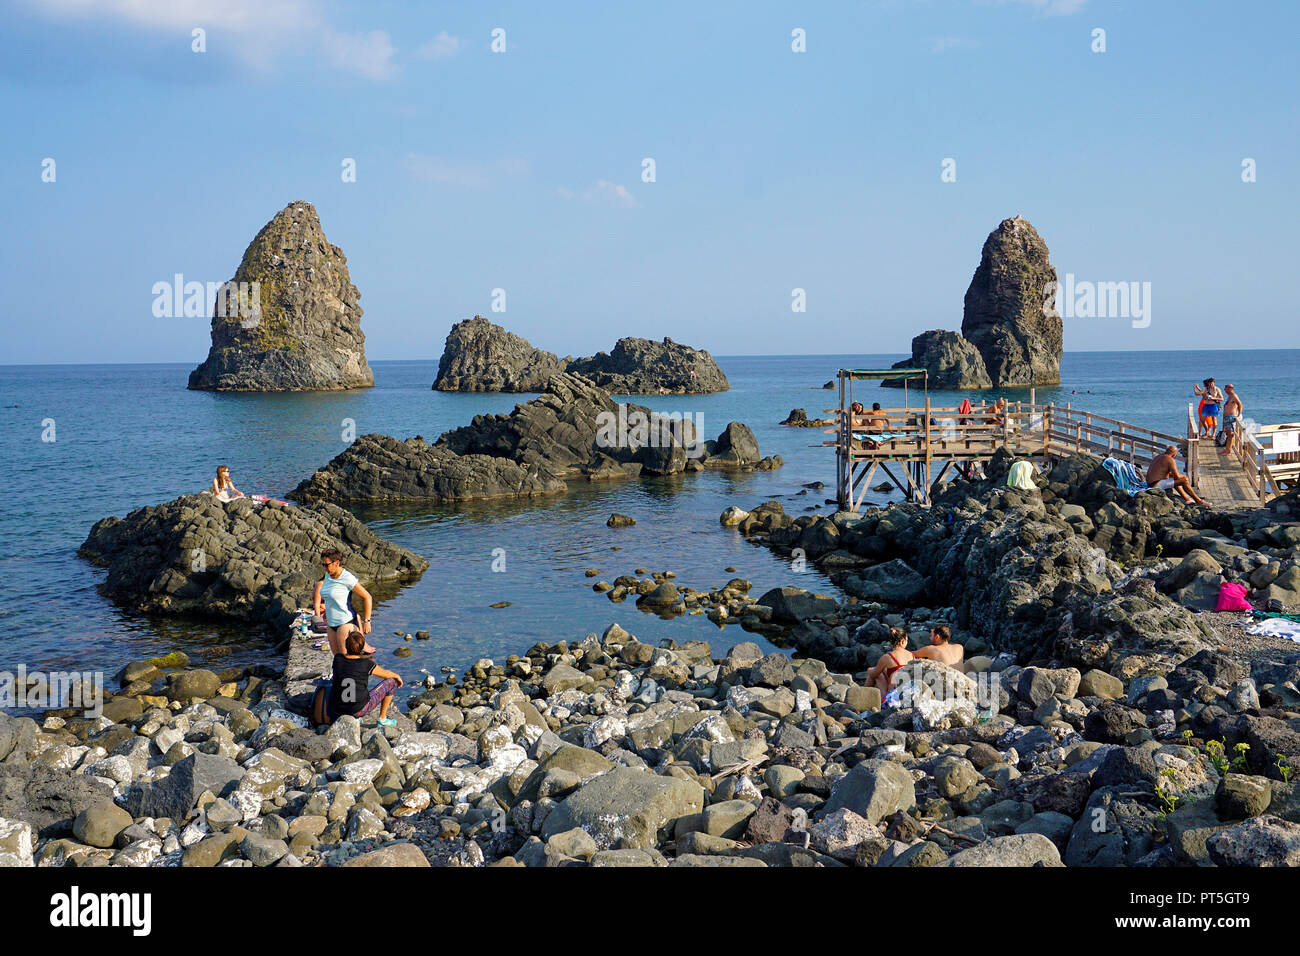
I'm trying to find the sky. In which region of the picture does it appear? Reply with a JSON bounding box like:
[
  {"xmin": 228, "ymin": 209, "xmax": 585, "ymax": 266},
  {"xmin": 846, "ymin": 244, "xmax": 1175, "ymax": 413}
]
[{"xmin": 0, "ymin": 0, "xmax": 1296, "ymax": 365}]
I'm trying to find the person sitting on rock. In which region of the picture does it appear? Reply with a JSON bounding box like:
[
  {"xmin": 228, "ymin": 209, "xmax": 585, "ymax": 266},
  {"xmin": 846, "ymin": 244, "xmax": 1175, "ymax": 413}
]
[
  {"xmin": 913, "ymin": 624, "xmax": 964, "ymax": 668},
  {"xmin": 211, "ymin": 464, "xmax": 245, "ymax": 502},
  {"xmin": 865, "ymin": 626, "xmax": 913, "ymax": 696},
  {"xmin": 311, "ymin": 631, "xmax": 402, "ymax": 727},
  {"xmin": 1144, "ymin": 445, "xmax": 1207, "ymax": 505},
  {"xmin": 314, "ymin": 548, "xmax": 376, "ymax": 654}
]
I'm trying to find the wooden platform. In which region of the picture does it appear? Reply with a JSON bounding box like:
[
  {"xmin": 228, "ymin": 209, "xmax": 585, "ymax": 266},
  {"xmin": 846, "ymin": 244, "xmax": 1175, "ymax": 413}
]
[
  {"xmin": 826, "ymin": 369, "xmax": 1299, "ymax": 513},
  {"xmin": 1191, "ymin": 446, "xmax": 1264, "ymax": 510}
]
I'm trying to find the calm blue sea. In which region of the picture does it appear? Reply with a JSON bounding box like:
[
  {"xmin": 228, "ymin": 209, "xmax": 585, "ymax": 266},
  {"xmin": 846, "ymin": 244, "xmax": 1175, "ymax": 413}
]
[{"xmin": 2, "ymin": 351, "xmax": 1297, "ymax": 694}]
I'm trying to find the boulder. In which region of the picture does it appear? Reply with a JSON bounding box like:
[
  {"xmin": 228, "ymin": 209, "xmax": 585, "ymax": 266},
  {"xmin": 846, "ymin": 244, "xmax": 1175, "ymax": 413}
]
[
  {"xmin": 822, "ymin": 759, "xmax": 916, "ymax": 824},
  {"xmin": 843, "ymin": 560, "xmax": 928, "ymax": 605},
  {"xmin": 540, "ymin": 767, "xmax": 705, "ymax": 849},
  {"xmin": 882, "ymin": 330, "xmax": 991, "ymax": 390},
  {"xmin": 935, "ymin": 832, "xmax": 1063, "ymax": 867},
  {"xmin": 122, "ymin": 752, "xmax": 244, "ymax": 821},
  {"xmin": 1207, "ymin": 815, "xmax": 1300, "ymax": 867}
]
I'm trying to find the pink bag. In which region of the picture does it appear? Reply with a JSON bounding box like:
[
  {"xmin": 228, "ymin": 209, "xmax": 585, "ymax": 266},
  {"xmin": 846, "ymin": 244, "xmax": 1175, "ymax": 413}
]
[{"xmin": 1216, "ymin": 581, "xmax": 1251, "ymax": 612}]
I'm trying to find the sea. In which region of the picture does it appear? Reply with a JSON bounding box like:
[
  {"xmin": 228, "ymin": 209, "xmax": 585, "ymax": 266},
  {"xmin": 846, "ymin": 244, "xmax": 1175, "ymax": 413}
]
[{"xmin": 3, "ymin": 350, "xmax": 1297, "ymax": 699}]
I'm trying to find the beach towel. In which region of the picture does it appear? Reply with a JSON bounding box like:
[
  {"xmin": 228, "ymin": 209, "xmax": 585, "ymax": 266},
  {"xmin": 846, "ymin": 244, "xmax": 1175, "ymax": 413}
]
[
  {"xmin": 251, "ymin": 494, "xmax": 291, "ymax": 506},
  {"xmin": 1245, "ymin": 618, "xmax": 1300, "ymax": 642},
  {"xmin": 1006, "ymin": 460, "xmax": 1037, "ymax": 491},
  {"xmin": 1216, "ymin": 582, "xmax": 1252, "ymax": 612},
  {"xmin": 1102, "ymin": 456, "xmax": 1148, "ymax": 496}
]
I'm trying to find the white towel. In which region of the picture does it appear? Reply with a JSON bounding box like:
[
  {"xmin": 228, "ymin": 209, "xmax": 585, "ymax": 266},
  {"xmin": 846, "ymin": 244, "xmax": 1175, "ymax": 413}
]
[{"xmin": 1245, "ymin": 618, "xmax": 1300, "ymax": 642}]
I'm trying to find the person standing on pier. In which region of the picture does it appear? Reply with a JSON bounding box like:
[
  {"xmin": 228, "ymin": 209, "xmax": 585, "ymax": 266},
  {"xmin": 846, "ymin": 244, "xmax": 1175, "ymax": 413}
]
[{"xmin": 1220, "ymin": 385, "xmax": 1244, "ymax": 458}]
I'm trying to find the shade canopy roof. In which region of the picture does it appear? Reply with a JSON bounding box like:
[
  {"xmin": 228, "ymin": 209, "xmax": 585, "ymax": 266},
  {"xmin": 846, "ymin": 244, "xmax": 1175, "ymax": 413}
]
[{"xmin": 839, "ymin": 368, "xmax": 928, "ymax": 381}]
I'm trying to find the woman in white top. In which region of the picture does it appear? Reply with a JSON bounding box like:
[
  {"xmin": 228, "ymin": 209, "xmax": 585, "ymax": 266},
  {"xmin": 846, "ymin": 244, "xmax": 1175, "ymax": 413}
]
[
  {"xmin": 211, "ymin": 465, "xmax": 245, "ymax": 502},
  {"xmin": 314, "ymin": 547, "xmax": 375, "ymax": 655}
]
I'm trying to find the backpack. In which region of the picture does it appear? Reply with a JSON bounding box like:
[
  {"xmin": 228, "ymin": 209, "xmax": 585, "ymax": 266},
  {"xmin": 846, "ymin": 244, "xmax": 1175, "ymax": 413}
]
[{"xmin": 1215, "ymin": 430, "xmax": 1228, "ymax": 447}]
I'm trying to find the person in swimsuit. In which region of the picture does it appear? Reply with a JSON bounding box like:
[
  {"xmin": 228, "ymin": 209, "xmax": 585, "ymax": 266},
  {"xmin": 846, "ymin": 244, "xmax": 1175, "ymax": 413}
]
[
  {"xmin": 314, "ymin": 548, "xmax": 376, "ymax": 655},
  {"xmin": 311, "ymin": 630, "xmax": 403, "ymax": 727},
  {"xmin": 865, "ymin": 627, "xmax": 913, "ymax": 696},
  {"xmin": 913, "ymin": 624, "xmax": 965, "ymax": 668},
  {"xmin": 1193, "ymin": 378, "xmax": 1223, "ymax": 438},
  {"xmin": 1145, "ymin": 445, "xmax": 1207, "ymax": 505},
  {"xmin": 1220, "ymin": 385, "xmax": 1244, "ymax": 457},
  {"xmin": 211, "ymin": 465, "xmax": 245, "ymax": 502}
]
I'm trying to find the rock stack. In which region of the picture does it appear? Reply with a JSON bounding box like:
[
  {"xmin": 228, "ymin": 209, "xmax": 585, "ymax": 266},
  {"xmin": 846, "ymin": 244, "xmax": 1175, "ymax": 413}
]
[
  {"xmin": 886, "ymin": 217, "xmax": 1061, "ymax": 389},
  {"xmin": 188, "ymin": 201, "xmax": 374, "ymax": 391}
]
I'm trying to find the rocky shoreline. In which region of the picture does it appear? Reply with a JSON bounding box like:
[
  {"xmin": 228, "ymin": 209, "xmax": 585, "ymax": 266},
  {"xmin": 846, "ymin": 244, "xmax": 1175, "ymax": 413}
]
[{"xmin": 11, "ymin": 462, "xmax": 1299, "ymax": 867}]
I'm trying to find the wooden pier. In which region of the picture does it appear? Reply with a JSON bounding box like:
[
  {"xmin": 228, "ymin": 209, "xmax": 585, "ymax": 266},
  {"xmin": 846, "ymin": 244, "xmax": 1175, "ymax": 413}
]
[{"xmin": 827, "ymin": 368, "xmax": 1299, "ymax": 512}]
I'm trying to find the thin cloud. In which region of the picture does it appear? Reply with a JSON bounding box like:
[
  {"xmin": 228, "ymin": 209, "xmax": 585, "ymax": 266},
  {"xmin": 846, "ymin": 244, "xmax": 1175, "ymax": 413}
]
[
  {"xmin": 20, "ymin": 0, "xmax": 400, "ymax": 80},
  {"xmin": 417, "ymin": 31, "xmax": 461, "ymax": 59},
  {"xmin": 559, "ymin": 180, "xmax": 640, "ymax": 208},
  {"xmin": 322, "ymin": 29, "xmax": 397, "ymax": 80},
  {"xmin": 931, "ymin": 36, "xmax": 976, "ymax": 54},
  {"xmin": 405, "ymin": 154, "xmax": 529, "ymax": 189},
  {"xmin": 1001, "ymin": 0, "xmax": 1088, "ymax": 15}
]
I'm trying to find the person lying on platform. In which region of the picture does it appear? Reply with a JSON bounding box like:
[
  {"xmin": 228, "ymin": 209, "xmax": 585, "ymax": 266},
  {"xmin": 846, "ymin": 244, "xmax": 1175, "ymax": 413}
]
[
  {"xmin": 912, "ymin": 624, "xmax": 964, "ymax": 668},
  {"xmin": 1145, "ymin": 445, "xmax": 1207, "ymax": 505},
  {"xmin": 865, "ymin": 627, "xmax": 913, "ymax": 696},
  {"xmin": 311, "ymin": 631, "xmax": 403, "ymax": 727}
]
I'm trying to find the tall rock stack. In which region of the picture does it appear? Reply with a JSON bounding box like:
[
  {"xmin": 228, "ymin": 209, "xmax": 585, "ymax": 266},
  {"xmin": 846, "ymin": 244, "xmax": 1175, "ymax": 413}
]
[
  {"xmin": 188, "ymin": 201, "xmax": 374, "ymax": 391},
  {"xmin": 886, "ymin": 216, "xmax": 1061, "ymax": 389},
  {"xmin": 960, "ymin": 216, "xmax": 1061, "ymax": 387}
]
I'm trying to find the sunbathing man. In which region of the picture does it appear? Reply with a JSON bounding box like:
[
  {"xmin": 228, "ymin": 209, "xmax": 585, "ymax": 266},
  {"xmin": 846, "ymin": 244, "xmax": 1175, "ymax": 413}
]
[
  {"xmin": 1220, "ymin": 385, "xmax": 1243, "ymax": 458},
  {"xmin": 864, "ymin": 627, "xmax": 913, "ymax": 696},
  {"xmin": 867, "ymin": 402, "xmax": 889, "ymax": 431},
  {"xmin": 913, "ymin": 624, "xmax": 964, "ymax": 668},
  {"xmin": 1145, "ymin": 445, "xmax": 1207, "ymax": 505}
]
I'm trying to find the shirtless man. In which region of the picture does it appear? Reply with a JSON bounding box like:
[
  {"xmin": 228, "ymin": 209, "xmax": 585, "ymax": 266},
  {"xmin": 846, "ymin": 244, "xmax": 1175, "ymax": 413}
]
[
  {"xmin": 1145, "ymin": 445, "xmax": 1207, "ymax": 505},
  {"xmin": 912, "ymin": 624, "xmax": 964, "ymax": 668},
  {"xmin": 867, "ymin": 402, "xmax": 889, "ymax": 431},
  {"xmin": 1220, "ymin": 385, "xmax": 1243, "ymax": 458}
]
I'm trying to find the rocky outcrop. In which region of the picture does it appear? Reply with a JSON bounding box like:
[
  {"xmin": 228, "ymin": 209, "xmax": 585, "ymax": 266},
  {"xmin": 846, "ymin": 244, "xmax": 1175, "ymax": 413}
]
[
  {"xmin": 433, "ymin": 317, "xmax": 728, "ymax": 394},
  {"xmin": 882, "ymin": 330, "xmax": 991, "ymax": 390},
  {"xmin": 961, "ymin": 216, "xmax": 1061, "ymax": 387},
  {"xmin": 887, "ymin": 217, "xmax": 1060, "ymax": 390},
  {"xmin": 79, "ymin": 494, "xmax": 427, "ymax": 630},
  {"xmin": 293, "ymin": 373, "xmax": 778, "ymax": 504},
  {"xmin": 567, "ymin": 336, "xmax": 729, "ymax": 394},
  {"xmin": 188, "ymin": 201, "xmax": 374, "ymax": 392},
  {"xmin": 433, "ymin": 316, "xmax": 567, "ymax": 392}
]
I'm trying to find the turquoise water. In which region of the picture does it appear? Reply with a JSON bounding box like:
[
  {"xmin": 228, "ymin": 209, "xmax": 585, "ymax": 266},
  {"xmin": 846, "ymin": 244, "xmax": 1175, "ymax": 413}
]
[{"xmin": 2, "ymin": 351, "xmax": 1297, "ymax": 692}]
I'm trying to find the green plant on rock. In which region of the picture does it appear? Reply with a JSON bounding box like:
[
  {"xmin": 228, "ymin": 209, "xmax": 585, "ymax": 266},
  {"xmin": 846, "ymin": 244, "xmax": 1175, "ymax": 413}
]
[
  {"xmin": 1231, "ymin": 742, "xmax": 1250, "ymax": 772},
  {"xmin": 1205, "ymin": 738, "xmax": 1229, "ymax": 776},
  {"xmin": 1154, "ymin": 768, "xmax": 1181, "ymax": 819},
  {"xmin": 1277, "ymin": 755, "xmax": 1292, "ymax": 784}
]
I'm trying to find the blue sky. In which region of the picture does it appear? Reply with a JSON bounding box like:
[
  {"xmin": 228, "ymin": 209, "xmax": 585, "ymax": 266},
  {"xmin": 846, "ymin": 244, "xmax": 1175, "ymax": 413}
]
[{"xmin": 1, "ymin": 0, "xmax": 1296, "ymax": 364}]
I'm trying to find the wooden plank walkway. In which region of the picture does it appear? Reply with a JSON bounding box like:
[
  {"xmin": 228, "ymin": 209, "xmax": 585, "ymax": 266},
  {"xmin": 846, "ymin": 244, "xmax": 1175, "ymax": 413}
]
[{"xmin": 1192, "ymin": 447, "xmax": 1262, "ymax": 510}]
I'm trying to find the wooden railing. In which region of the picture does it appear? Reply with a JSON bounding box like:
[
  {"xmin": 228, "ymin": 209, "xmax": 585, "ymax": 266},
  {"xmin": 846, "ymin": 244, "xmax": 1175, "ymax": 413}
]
[{"xmin": 1228, "ymin": 421, "xmax": 1300, "ymax": 504}]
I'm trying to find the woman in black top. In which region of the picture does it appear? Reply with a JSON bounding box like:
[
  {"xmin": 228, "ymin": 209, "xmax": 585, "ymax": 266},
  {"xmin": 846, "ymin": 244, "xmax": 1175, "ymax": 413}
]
[{"xmin": 311, "ymin": 631, "xmax": 403, "ymax": 726}]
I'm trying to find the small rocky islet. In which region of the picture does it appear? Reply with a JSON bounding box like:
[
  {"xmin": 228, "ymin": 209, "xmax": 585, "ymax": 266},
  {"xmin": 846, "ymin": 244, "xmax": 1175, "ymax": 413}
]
[
  {"xmin": 15, "ymin": 449, "xmax": 1299, "ymax": 868},
  {"xmin": 434, "ymin": 315, "xmax": 729, "ymax": 394}
]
